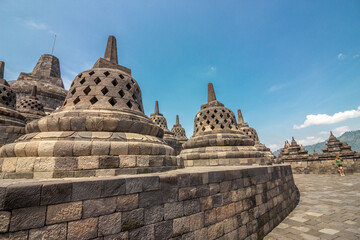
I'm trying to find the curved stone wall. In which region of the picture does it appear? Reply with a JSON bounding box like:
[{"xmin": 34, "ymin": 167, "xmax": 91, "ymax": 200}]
[{"xmin": 0, "ymin": 165, "xmax": 297, "ymax": 239}]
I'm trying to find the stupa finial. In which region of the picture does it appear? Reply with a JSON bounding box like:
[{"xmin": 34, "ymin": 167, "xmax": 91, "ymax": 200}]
[
  {"xmin": 176, "ymin": 115, "xmax": 179, "ymax": 125},
  {"xmin": 330, "ymin": 131, "xmax": 334, "ymax": 136},
  {"xmin": 0, "ymin": 61, "xmax": 4, "ymax": 79},
  {"xmin": 238, "ymin": 109, "xmax": 244, "ymax": 124},
  {"xmin": 155, "ymin": 101, "xmax": 159, "ymax": 115},
  {"xmin": 104, "ymin": 35, "xmax": 118, "ymax": 64},
  {"xmin": 30, "ymin": 86, "xmax": 38, "ymax": 100},
  {"xmin": 207, "ymin": 83, "xmax": 217, "ymax": 103}
]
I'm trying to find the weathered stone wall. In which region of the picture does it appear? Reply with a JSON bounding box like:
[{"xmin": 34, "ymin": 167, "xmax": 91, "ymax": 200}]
[
  {"xmin": 284, "ymin": 158, "xmax": 360, "ymax": 174},
  {"xmin": 0, "ymin": 165, "xmax": 297, "ymax": 239},
  {"xmin": 0, "ymin": 126, "xmax": 25, "ymax": 148}
]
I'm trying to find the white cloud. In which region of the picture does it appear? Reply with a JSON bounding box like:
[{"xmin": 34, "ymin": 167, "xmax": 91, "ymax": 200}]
[
  {"xmin": 293, "ymin": 106, "xmax": 360, "ymax": 129},
  {"xmin": 319, "ymin": 131, "xmax": 329, "ymax": 135},
  {"xmin": 25, "ymin": 20, "xmax": 55, "ymax": 34},
  {"xmin": 297, "ymin": 136, "xmax": 325, "ymax": 146},
  {"xmin": 268, "ymin": 144, "xmax": 281, "ymax": 151},
  {"xmin": 338, "ymin": 53, "xmax": 345, "ymax": 60},
  {"xmin": 332, "ymin": 126, "xmax": 350, "ymax": 137}
]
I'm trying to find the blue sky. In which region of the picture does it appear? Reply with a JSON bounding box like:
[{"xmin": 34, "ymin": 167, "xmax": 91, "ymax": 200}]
[{"xmin": 1, "ymin": 0, "xmax": 359, "ymax": 150}]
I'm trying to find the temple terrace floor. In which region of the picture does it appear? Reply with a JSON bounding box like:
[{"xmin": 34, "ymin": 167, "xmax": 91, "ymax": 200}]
[{"xmin": 265, "ymin": 173, "xmax": 360, "ymax": 240}]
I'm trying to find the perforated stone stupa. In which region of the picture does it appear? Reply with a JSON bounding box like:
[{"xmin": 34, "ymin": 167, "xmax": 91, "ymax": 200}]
[
  {"xmin": 17, "ymin": 86, "xmax": 46, "ymax": 123},
  {"xmin": 171, "ymin": 115, "xmax": 188, "ymax": 143},
  {"xmin": 237, "ymin": 109, "xmax": 276, "ymax": 163},
  {"xmin": 180, "ymin": 83, "xmax": 270, "ymax": 166},
  {"xmin": 9, "ymin": 54, "xmax": 67, "ymax": 113},
  {"xmin": 0, "ymin": 36, "xmax": 181, "ymax": 179},
  {"xmin": 0, "ymin": 61, "xmax": 26, "ymax": 147},
  {"xmin": 278, "ymin": 137, "xmax": 310, "ymax": 162},
  {"xmin": 149, "ymin": 101, "xmax": 182, "ymax": 155}
]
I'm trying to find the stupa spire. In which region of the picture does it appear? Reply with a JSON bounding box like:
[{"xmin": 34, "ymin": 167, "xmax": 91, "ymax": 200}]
[
  {"xmin": 0, "ymin": 61, "xmax": 4, "ymax": 79},
  {"xmin": 176, "ymin": 115, "xmax": 179, "ymax": 125},
  {"xmin": 207, "ymin": 83, "xmax": 217, "ymax": 103},
  {"xmin": 104, "ymin": 35, "xmax": 118, "ymax": 64},
  {"xmin": 238, "ymin": 109, "xmax": 244, "ymax": 124},
  {"xmin": 155, "ymin": 101, "xmax": 159, "ymax": 114},
  {"xmin": 30, "ymin": 86, "xmax": 38, "ymax": 100}
]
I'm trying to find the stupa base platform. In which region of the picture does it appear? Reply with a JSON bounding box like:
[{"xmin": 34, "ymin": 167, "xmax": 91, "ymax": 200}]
[
  {"xmin": 0, "ymin": 126, "xmax": 25, "ymax": 148},
  {"xmin": 0, "ymin": 165, "xmax": 297, "ymax": 240}
]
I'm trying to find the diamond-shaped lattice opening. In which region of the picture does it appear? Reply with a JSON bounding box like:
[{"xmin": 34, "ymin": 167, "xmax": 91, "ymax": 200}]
[
  {"xmin": 222, "ymin": 110, "xmax": 225, "ymax": 113},
  {"xmin": 220, "ymin": 124, "xmax": 224, "ymax": 129},
  {"xmin": 210, "ymin": 125, "xmax": 215, "ymax": 130},
  {"xmin": 73, "ymin": 96, "xmax": 80, "ymax": 105},
  {"xmin": 138, "ymin": 105, "xmax": 142, "ymax": 111},
  {"xmin": 215, "ymin": 119, "xmax": 219, "ymax": 124},
  {"xmin": 227, "ymin": 113, "xmax": 230, "ymax": 118},
  {"xmin": 80, "ymin": 78, "xmax": 86, "ymax": 85},
  {"xmin": 101, "ymin": 87, "xmax": 109, "ymax": 95},
  {"xmin": 94, "ymin": 77, "xmax": 101, "ymax": 85},
  {"xmin": 126, "ymin": 83, "xmax": 131, "ymax": 90},
  {"xmin": 119, "ymin": 74, "xmax": 124, "ymax": 79},
  {"xmin": 126, "ymin": 100, "xmax": 132, "ymax": 109},
  {"xmin": 78, "ymin": 73, "xmax": 82, "ymax": 78},
  {"xmin": 224, "ymin": 119, "xmax": 227, "ymax": 123},
  {"xmin": 89, "ymin": 71, "xmax": 95, "ymax": 76},
  {"xmin": 131, "ymin": 79, "xmax": 135, "ymax": 84},
  {"xmin": 90, "ymin": 96, "xmax": 98, "ymax": 105},
  {"xmin": 220, "ymin": 114, "xmax": 223, "ymax": 118},
  {"xmin": 229, "ymin": 125, "xmax": 232, "ymax": 129},
  {"xmin": 108, "ymin": 97, "xmax": 117, "ymax": 106},
  {"xmin": 71, "ymin": 82, "xmax": 75, "ymax": 87},
  {"xmin": 214, "ymin": 109, "xmax": 218, "ymax": 113},
  {"xmin": 111, "ymin": 79, "xmax": 118, "ymax": 86},
  {"xmin": 199, "ymin": 112, "xmax": 202, "ymax": 116},
  {"xmin": 31, "ymin": 106, "xmax": 34, "ymax": 109},
  {"xmin": 83, "ymin": 86, "xmax": 91, "ymax": 95},
  {"xmin": 203, "ymin": 115, "xmax": 207, "ymax": 120},
  {"xmin": 3, "ymin": 87, "xmax": 6, "ymax": 91},
  {"xmin": 211, "ymin": 114, "xmax": 215, "ymax": 119},
  {"xmin": 202, "ymin": 126, "xmax": 206, "ymax": 131},
  {"xmin": 104, "ymin": 71, "xmax": 110, "ymax": 77},
  {"xmin": 206, "ymin": 120, "xmax": 210, "ymax": 124},
  {"xmin": 206, "ymin": 110, "xmax": 210, "ymax": 114},
  {"xmin": 132, "ymin": 94, "xmax": 137, "ymax": 100},
  {"xmin": 200, "ymin": 122, "xmax": 203, "ymax": 125},
  {"xmin": 118, "ymin": 89, "xmax": 125, "ymax": 98}
]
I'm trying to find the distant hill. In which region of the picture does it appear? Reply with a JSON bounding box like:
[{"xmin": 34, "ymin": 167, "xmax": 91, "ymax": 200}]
[{"xmin": 273, "ymin": 130, "xmax": 360, "ymax": 157}]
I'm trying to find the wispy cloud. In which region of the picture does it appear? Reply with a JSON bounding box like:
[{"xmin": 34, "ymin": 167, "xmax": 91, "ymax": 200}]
[
  {"xmin": 319, "ymin": 131, "xmax": 329, "ymax": 135},
  {"xmin": 268, "ymin": 143, "xmax": 281, "ymax": 151},
  {"xmin": 297, "ymin": 136, "xmax": 325, "ymax": 146},
  {"xmin": 210, "ymin": 66, "xmax": 216, "ymax": 72},
  {"xmin": 267, "ymin": 84, "xmax": 286, "ymax": 93},
  {"xmin": 353, "ymin": 54, "xmax": 359, "ymax": 59},
  {"xmin": 293, "ymin": 106, "xmax": 360, "ymax": 129},
  {"xmin": 332, "ymin": 126, "xmax": 350, "ymax": 137},
  {"xmin": 337, "ymin": 53, "xmax": 345, "ymax": 60},
  {"xmin": 25, "ymin": 20, "xmax": 55, "ymax": 34}
]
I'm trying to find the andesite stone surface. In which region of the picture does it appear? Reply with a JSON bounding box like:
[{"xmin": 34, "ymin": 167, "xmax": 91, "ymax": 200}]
[
  {"xmin": 171, "ymin": 114, "xmax": 188, "ymax": 144},
  {"xmin": 149, "ymin": 101, "xmax": 182, "ymax": 155},
  {"xmin": 0, "ymin": 36, "xmax": 182, "ymax": 179},
  {"xmin": 9, "ymin": 54, "xmax": 67, "ymax": 113},
  {"xmin": 180, "ymin": 83, "xmax": 272, "ymax": 167},
  {"xmin": 278, "ymin": 137, "xmax": 310, "ymax": 162},
  {"xmin": 0, "ymin": 61, "xmax": 26, "ymax": 147},
  {"xmin": 17, "ymin": 86, "xmax": 46, "ymax": 123}
]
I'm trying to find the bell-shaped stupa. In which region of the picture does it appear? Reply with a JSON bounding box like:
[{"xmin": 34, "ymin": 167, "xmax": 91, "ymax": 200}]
[
  {"xmin": 0, "ymin": 36, "xmax": 181, "ymax": 179},
  {"xmin": 149, "ymin": 101, "xmax": 182, "ymax": 155},
  {"xmin": 17, "ymin": 86, "xmax": 46, "ymax": 123},
  {"xmin": 180, "ymin": 83, "xmax": 270, "ymax": 166},
  {"xmin": 171, "ymin": 115, "xmax": 188, "ymax": 143},
  {"xmin": 237, "ymin": 109, "xmax": 276, "ymax": 162},
  {"xmin": 9, "ymin": 53, "xmax": 67, "ymax": 113},
  {"xmin": 0, "ymin": 61, "xmax": 26, "ymax": 147}
]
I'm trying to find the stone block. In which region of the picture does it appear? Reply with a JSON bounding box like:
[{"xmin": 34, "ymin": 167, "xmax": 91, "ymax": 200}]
[
  {"xmin": 73, "ymin": 141, "xmax": 92, "ymax": 156},
  {"xmin": 15, "ymin": 157, "xmax": 35, "ymax": 172},
  {"xmin": 194, "ymin": 228, "xmax": 208, "ymax": 240},
  {"xmin": 212, "ymin": 193, "xmax": 223, "ymax": 208},
  {"xmin": 34, "ymin": 157, "xmax": 55, "ymax": 171},
  {"xmin": 0, "ymin": 211, "xmax": 10, "ymax": 232},
  {"xmin": 136, "ymin": 155, "xmax": 149, "ymax": 167},
  {"xmin": 67, "ymin": 217, "xmax": 98, "ymax": 240},
  {"xmin": 154, "ymin": 220, "xmax": 173, "ymax": 240},
  {"xmin": 99, "ymin": 212, "xmax": 122, "ymax": 236},
  {"xmin": 4, "ymin": 183, "xmax": 41, "ymax": 209},
  {"xmin": 110, "ymin": 142, "xmax": 128, "ymax": 155},
  {"xmin": 119, "ymin": 156, "xmax": 136, "ymax": 168},
  {"xmin": 139, "ymin": 190, "xmax": 163, "ymax": 208},
  {"xmin": 173, "ymin": 216, "xmax": 190, "ymax": 236},
  {"xmin": 101, "ymin": 178, "xmax": 126, "ymax": 197},
  {"xmin": 129, "ymin": 224, "xmax": 155, "ymax": 240},
  {"xmin": 72, "ymin": 179, "xmax": 101, "ymax": 201},
  {"xmin": 1, "ymin": 158, "xmax": 17, "ymax": 172},
  {"xmin": 200, "ymin": 196, "xmax": 213, "ymax": 211},
  {"xmin": 46, "ymin": 201, "xmax": 82, "ymax": 224},
  {"xmin": 53, "ymin": 141, "xmax": 73, "ymax": 157},
  {"xmin": 204, "ymin": 209, "xmax": 216, "ymax": 226},
  {"xmin": 189, "ymin": 212, "xmax": 204, "ymax": 231},
  {"xmin": 41, "ymin": 182, "xmax": 72, "ymax": 205},
  {"xmin": 83, "ymin": 197, "xmax": 116, "ymax": 218},
  {"xmin": 184, "ymin": 199, "xmax": 200, "ymax": 215},
  {"xmin": 121, "ymin": 208, "xmax": 144, "ymax": 231},
  {"xmin": 117, "ymin": 194, "xmax": 138, "ymax": 211},
  {"xmin": 91, "ymin": 141, "xmax": 110, "ymax": 155},
  {"xmin": 125, "ymin": 178, "xmax": 142, "ymax": 194},
  {"xmin": 99, "ymin": 156, "xmax": 119, "ymax": 169},
  {"xmin": 196, "ymin": 184, "xmax": 210, "ymax": 197},
  {"xmin": 144, "ymin": 205, "xmax": 163, "ymax": 224},
  {"xmin": 14, "ymin": 142, "xmax": 26, "ymax": 157},
  {"xmin": 103, "ymin": 232, "xmax": 128, "ymax": 240},
  {"xmin": 164, "ymin": 202, "xmax": 183, "ymax": 220},
  {"xmin": 209, "ymin": 183, "xmax": 220, "ymax": 195},
  {"xmin": 142, "ymin": 176, "xmax": 160, "ymax": 191},
  {"xmin": 29, "ymin": 223, "xmax": 67, "ymax": 240},
  {"xmin": 208, "ymin": 222, "xmax": 224, "ymax": 240},
  {"xmin": 78, "ymin": 156, "xmax": 99, "ymax": 169},
  {"xmin": 178, "ymin": 187, "xmax": 197, "ymax": 201},
  {"xmin": 10, "ymin": 206, "xmax": 46, "ymax": 231},
  {"xmin": 7, "ymin": 230, "xmax": 29, "ymax": 240}
]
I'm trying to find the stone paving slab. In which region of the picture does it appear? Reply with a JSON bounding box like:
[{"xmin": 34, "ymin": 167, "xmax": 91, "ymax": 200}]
[{"xmin": 265, "ymin": 174, "xmax": 360, "ymax": 240}]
